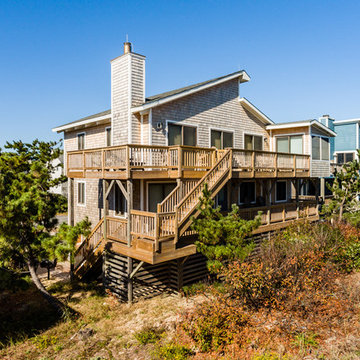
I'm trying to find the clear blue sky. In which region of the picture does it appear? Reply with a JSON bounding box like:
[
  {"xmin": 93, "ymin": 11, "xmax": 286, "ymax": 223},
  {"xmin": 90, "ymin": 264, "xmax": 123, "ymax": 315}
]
[{"xmin": 1, "ymin": 0, "xmax": 359, "ymax": 147}]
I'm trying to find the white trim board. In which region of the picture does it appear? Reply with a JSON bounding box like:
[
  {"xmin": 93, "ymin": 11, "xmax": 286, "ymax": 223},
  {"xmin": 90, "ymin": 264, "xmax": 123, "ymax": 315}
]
[{"xmin": 52, "ymin": 114, "xmax": 111, "ymax": 133}]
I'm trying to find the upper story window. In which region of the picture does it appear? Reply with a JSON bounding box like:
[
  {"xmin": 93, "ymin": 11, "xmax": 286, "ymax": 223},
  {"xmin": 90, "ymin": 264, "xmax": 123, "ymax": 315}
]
[
  {"xmin": 337, "ymin": 152, "xmax": 354, "ymax": 164},
  {"xmin": 77, "ymin": 133, "xmax": 85, "ymax": 150},
  {"xmin": 245, "ymin": 134, "xmax": 263, "ymax": 151},
  {"xmin": 211, "ymin": 130, "xmax": 233, "ymax": 149},
  {"xmin": 312, "ymin": 136, "xmax": 329, "ymax": 160},
  {"xmin": 106, "ymin": 127, "xmax": 112, "ymax": 147},
  {"xmin": 168, "ymin": 123, "xmax": 196, "ymax": 146},
  {"xmin": 276, "ymin": 135, "xmax": 303, "ymax": 154}
]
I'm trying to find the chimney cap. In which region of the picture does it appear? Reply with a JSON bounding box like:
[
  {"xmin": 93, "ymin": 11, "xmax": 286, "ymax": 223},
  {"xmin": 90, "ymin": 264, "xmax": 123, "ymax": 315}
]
[
  {"xmin": 124, "ymin": 42, "xmax": 132, "ymax": 54},
  {"xmin": 322, "ymin": 114, "xmax": 330, "ymax": 118}
]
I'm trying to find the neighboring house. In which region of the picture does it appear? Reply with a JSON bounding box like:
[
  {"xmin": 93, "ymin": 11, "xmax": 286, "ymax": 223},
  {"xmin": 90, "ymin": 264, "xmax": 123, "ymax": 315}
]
[
  {"xmin": 53, "ymin": 43, "xmax": 334, "ymax": 302},
  {"xmin": 49, "ymin": 154, "xmax": 68, "ymax": 199},
  {"xmin": 319, "ymin": 115, "xmax": 360, "ymax": 164}
]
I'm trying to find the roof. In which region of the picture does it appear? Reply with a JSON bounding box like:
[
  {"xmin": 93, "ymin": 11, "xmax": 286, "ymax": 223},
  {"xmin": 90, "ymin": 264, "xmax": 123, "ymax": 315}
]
[
  {"xmin": 266, "ymin": 119, "xmax": 337, "ymax": 137},
  {"xmin": 239, "ymin": 97, "xmax": 274, "ymax": 125},
  {"xmin": 334, "ymin": 118, "xmax": 360, "ymax": 125},
  {"xmin": 52, "ymin": 70, "xmax": 250, "ymax": 133},
  {"xmin": 131, "ymin": 70, "xmax": 250, "ymax": 113},
  {"xmin": 52, "ymin": 109, "xmax": 111, "ymax": 133}
]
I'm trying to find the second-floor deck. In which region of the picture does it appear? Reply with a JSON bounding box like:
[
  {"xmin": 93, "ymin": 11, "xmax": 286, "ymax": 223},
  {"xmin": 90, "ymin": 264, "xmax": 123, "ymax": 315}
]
[{"xmin": 67, "ymin": 144, "xmax": 311, "ymax": 179}]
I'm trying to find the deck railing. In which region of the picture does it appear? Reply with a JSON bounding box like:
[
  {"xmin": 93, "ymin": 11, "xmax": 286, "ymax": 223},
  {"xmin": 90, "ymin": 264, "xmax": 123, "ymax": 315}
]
[{"xmin": 67, "ymin": 145, "xmax": 310, "ymax": 178}]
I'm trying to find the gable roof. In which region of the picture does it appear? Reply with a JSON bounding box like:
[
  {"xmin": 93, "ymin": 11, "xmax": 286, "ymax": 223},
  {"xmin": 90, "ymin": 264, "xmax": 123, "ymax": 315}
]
[
  {"xmin": 52, "ymin": 70, "xmax": 250, "ymax": 133},
  {"xmin": 131, "ymin": 70, "xmax": 250, "ymax": 113},
  {"xmin": 239, "ymin": 97, "xmax": 274, "ymax": 125},
  {"xmin": 266, "ymin": 119, "xmax": 337, "ymax": 137}
]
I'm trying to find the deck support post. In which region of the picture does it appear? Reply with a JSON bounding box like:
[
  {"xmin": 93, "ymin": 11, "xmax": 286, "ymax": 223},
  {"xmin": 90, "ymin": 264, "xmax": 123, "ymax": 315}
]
[
  {"xmin": 320, "ymin": 178, "xmax": 325, "ymax": 200},
  {"xmin": 103, "ymin": 179, "xmax": 109, "ymax": 242},
  {"xmin": 127, "ymin": 179, "xmax": 134, "ymax": 303}
]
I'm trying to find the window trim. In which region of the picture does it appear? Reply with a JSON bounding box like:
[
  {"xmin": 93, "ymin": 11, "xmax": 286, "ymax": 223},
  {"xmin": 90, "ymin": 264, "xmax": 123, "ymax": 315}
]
[
  {"xmin": 209, "ymin": 127, "xmax": 235, "ymax": 149},
  {"xmin": 334, "ymin": 151, "xmax": 356, "ymax": 164},
  {"xmin": 77, "ymin": 132, "xmax": 86, "ymax": 150},
  {"xmin": 243, "ymin": 132, "xmax": 264, "ymax": 151},
  {"xmin": 105, "ymin": 126, "xmax": 112, "ymax": 147},
  {"xmin": 311, "ymin": 134, "xmax": 330, "ymax": 161},
  {"xmin": 274, "ymin": 133, "xmax": 304, "ymax": 154},
  {"xmin": 238, "ymin": 181, "xmax": 256, "ymax": 205},
  {"xmin": 275, "ymin": 180, "xmax": 287, "ymax": 203},
  {"xmin": 77, "ymin": 181, "xmax": 86, "ymax": 207},
  {"xmin": 166, "ymin": 120, "xmax": 198, "ymax": 146}
]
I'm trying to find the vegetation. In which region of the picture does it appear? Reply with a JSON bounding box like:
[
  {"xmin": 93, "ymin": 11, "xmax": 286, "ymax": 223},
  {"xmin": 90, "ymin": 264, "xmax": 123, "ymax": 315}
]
[
  {"xmin": 191, "ymin": 183, "xmax": 261, "ymax": 273},
  {"xmin": 322, "ymin": 149, "xmax": 360, "ymax": 221},
  {"xmin": 0, "ymin": 140, "xmax": 90, "ymax": 314}
]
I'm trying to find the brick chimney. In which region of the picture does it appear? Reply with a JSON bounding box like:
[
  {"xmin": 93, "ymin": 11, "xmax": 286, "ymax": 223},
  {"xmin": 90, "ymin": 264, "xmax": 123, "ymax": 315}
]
[{"xmin": 111, "ymin": 42, "xmax": 145, "ymax": 144}]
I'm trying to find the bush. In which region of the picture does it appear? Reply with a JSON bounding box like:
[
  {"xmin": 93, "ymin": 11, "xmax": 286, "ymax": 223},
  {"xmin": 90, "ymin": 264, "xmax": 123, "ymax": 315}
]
[
  {"xmin": 152, "ymin": 342, "xmax": 194, "ymax": 360},
  {"xmin": 182, "ymin": 294, "xmax": 249, "ymax": 352},
  {"xmin": 134, "ymin": 326, "xmax": 164, "ymax": 345}
]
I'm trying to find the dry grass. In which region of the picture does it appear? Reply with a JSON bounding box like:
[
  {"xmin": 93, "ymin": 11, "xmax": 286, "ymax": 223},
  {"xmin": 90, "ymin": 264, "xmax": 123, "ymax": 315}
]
[{"xmin": 0, "ymin": 281, "xmax": 202, "ymax": 360}]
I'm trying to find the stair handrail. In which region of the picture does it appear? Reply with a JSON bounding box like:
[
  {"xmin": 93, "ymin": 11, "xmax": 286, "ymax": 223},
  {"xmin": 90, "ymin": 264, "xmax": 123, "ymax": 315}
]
[
  {"xmin": 74, "ymin": 218, "xmax": 104, "ymax": 270},
  {"xmin": 175, "ymin": 149, "xmax": 232, "ymax": 225}
]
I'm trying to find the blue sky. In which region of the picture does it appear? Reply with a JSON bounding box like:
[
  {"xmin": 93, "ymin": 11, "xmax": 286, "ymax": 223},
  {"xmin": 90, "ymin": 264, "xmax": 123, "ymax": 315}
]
[{"xmin": 1, "ymin": 0, "xmax": 359, "ymax": 147}]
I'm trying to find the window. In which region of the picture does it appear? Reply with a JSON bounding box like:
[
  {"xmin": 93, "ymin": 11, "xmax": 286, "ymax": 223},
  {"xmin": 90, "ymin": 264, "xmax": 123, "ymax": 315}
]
[
  {"xmin": 115, "ymin": 184, "xmax": 127, "ymax": 216},
  {"xmin": 77, "ymin": 182, "xmax": 85, "ymax": 205},
  {"xmin": 337, "ymin": 152, "xmax": 355, "ymax": 164},
  {"xmin": 106, "ymin": 127, "xmax": 111, "ymax": 147},
  {"xmin": 276, "ymin": 181, "xmax": 287, "ymax": 202},
  {"xmin": 239, "ymin": 182, "xmax": 256, "ymax": 204},
  {"xmin": 168, "ymin": 123, "xmax": 196, "ymax": 146},
  {"xmin": 245, "ymin": 134, "xmax": 263, "ymax": 151},
  {"xmin": 276, "ymin": 135, "xmax": 303, "ymax": 154},
  {"xmin": 77, "ymin": 133, "xmax": 85, "ymax": 150},
  {"xmin": 312, "ymin": 136, "xmax": 330, "ymax": 160},
  {"xmin": 210, "ymin": 130, "xmax": 234, "ymax": 149}
]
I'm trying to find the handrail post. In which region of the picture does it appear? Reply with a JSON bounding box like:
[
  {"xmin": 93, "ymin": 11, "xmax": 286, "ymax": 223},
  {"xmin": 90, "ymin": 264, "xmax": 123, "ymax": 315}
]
[
  {"xmin": 282, "ymin": 204, "xmax": 286, "ymax": 222},
  {"xmin": 83, "ymin": 151, "xmax": 86, "ymax": 177},
  {"xmin": 154, "ymin": 214, "xmax": 159, "ymax": 251},
  {"xmin": 102, "ymin": 149, "xmax": 105, "ymax": 178},
  {"xmin": 251, "ymin": 151, "xmax": 255, "ymax": 178},
  {"xmin": 293, "ymin": 155, "xmax": 296, "ymax": 177},
  {"xmin": 178, "ymin": 146, "xmax": 182, "ymax": 178},
  {"xmin": 267, "ymin": 208, "xmax": 271, "ymax": 225},
  {"xmin": 274, "ymin": 153, "xmax": 278, "ymax": 177},
  {"xmin": 174, "ymin": 206, "xmax": 179, "ymax": 243},
  {"xmin": 126, "ymin": 145, "xmax": 130, "ymax": 178}
]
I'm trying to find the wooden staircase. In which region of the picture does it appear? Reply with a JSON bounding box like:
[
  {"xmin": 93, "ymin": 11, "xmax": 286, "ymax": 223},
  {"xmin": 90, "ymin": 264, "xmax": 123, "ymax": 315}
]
[{"xmin": 73, "ymin": 149, "xmax": 232, "ymax": 276}]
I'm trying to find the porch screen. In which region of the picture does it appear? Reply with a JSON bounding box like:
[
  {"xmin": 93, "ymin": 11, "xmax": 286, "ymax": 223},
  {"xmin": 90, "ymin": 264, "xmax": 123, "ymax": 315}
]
[{"xmin": 321, "ymin": 138, "xmax": 329, "ymax": 160}]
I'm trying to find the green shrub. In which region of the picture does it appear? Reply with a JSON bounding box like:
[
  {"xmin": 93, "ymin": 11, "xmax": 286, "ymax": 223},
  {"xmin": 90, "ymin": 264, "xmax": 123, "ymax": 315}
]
[
  {"xmin": 134, "ymin": 327, "xmax": 164, "ymax": 345},
  {"xmin": 31, "ymin": 334, "xmax": 58, "ymax": 349},
  {"xmin": 152, "ymin": 342, "xmax": 193, "ymax": 360}
]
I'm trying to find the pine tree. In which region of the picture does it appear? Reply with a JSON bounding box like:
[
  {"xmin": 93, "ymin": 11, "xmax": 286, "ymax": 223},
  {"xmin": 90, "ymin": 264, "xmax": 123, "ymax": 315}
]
[
  {"xmin": 0, "ymin": 140, "xmax": 90, "ymax": 315},
  {"xmin": 322, "ymin": 149, "xmax": 360, "ymax": 222},
  {"xmin": 191, "ymin": 183, "xmax": 261, "ymax": 274}
]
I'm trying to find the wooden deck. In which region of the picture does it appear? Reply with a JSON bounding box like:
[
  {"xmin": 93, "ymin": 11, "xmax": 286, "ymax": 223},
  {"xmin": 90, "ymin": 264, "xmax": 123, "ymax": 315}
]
[
  {"xmin": 74, "ymin": 200, "xmax": 319, "ymax": 277},
  {"xmin": 67, "ymin": 144, "xmax": 311, "ymax": 180}
]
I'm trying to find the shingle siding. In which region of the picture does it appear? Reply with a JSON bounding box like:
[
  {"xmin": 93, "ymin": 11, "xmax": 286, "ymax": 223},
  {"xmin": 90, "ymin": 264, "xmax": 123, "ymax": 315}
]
[{"xmin": 150, "ymin": 79, "xmax": 269, "ymax": 149}]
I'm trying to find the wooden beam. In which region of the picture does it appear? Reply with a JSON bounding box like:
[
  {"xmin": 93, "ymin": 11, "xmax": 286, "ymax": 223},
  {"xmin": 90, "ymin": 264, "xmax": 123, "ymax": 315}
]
[
  {"xmin": 116, "ymin": 180, "xmax": 129, "ymax": 202},
  {"xmin": 129, "ymin": 261, "xmax": 144, "ymax": 279},
  {"xmin": 105, "ymin": 180, "xmax": 115, "ymax": 199}
]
